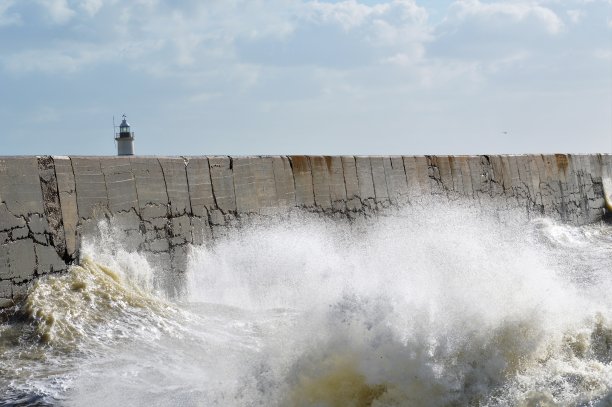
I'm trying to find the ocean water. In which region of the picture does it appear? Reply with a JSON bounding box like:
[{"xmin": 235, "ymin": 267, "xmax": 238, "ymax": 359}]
[{"xmin": 1, "ymin": 205, "xmax": 611, "ymax": 406}]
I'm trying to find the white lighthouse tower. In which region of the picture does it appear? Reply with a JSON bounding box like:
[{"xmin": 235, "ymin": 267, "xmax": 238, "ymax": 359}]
[{"xmin": 115, "ymin": 115, "xmax": 135, "ymax": 156}]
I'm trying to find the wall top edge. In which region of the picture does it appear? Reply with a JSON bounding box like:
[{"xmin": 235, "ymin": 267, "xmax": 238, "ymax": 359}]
[{"xmin": 0, "ymin": 153, "xmax": 610, "ymax": 160}]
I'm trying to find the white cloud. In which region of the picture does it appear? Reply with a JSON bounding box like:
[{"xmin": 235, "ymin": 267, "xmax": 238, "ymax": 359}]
[
  {"xmin": 449, "ymin": 0, "xmax": 564, "ymax": 34},
  {"xmin": 484, "ymin": 50, "xmax": 530, "ymax": 74},
  {"xmin": 165, "ymin": 11, "xmax": 204, "ymax": 66},
  {"xmin": 384, "ymin": 52, "xmax": 417, "ymax": 67},
  {"xmin": 304, "ymin": 0, "xmax": 430, "ymax": 42},
  {"xmin": 416, "ymin": 59, "xmax": 483, "ymax": 87},
  {"xmin": 37, "ymin": 0, "xmax": 76, "ymax": 24},
  {"xmin": 287, "ymin": 0, "xmax": 432, "ymax": 69},
  {"xmin": 594, "ymin": 48, "xmax": 612, "ymax": 60},
  {"xmin": 3, "ymin": 0, "xmax": 432, "ymax": 76},
  {"xmin": 188, "ymin": 91, "xmax": 223, "ymax": 103},
  {"xmin": 566, "ymin": 9, "xmax": 585, "ymax": 23},
  {"xmin": 1, "ymin": 38, "xmax": 163, "ymax": 74},
  {"xmin": 118, "ymin": 1, "xmax": 299, "ymax": 71},
  {"xmin": 4, "ymin": 48, "xmax": 100, "ymax": 73},
  {"xmin": 80, "ymin": 0, "xmax": 104, "ymax": 16},
  {"xmin": 305, "ymin": 0, "xmax": 386, "ymax": 30},
  {"xmin": 367, "ymin": 3, "xmax": 430, "ymax": 45},
  {"xmin": 0, "ymin": 0, "xmax": 602, "ymax": 103},
  {"xmin": 0, "ymin": 0, "xmax": 21, "ymax": 26}
]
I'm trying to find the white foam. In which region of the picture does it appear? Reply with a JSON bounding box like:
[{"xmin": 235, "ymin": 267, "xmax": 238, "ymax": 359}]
[{"xmin": 3, "ymin": 206, "xmax": 611, "ymax": 406}]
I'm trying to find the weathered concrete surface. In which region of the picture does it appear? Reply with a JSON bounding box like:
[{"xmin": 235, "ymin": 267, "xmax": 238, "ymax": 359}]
[
  {"xmin": 0, "ymin": 154, "xmax": 610, "ymax": 305},
  {"xmin": 0, "ymin": 157, "xmax": 68, "ymax": 303}
]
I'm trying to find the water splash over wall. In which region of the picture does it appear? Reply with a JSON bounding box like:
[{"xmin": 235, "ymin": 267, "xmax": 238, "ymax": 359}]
[{"xmin": 0, "ymin": 205, "xmax": 611, "ymax": 406}]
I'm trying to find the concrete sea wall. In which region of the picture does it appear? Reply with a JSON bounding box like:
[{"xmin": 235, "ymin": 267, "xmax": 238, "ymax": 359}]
[{"xmin": 0, "ymin": 154, "xmax": 610, "ymax": 306}]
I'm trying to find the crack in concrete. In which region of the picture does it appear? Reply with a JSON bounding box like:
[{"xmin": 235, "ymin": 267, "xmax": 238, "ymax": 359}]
[
  {"xmin": 379, "ymin": 158, "xmax": 392, "ymax": 206},
  {"xmin": 158, "ymin": 160, "xmax": 171, "ymax": 215},
  {"xmin": 228, "ymin": 156, "xmax": 238, "ymax": 214},
  {"xmin": 399, "ymin": 156, "xmax": 412, "ymax": 203},
  {"xmin": 99, "ymin": 159, "xmax": 110, "ymax": 215},
  {"xmin": 287, "ymin": 157, "xmax": 299, "ymax": 207},
  {"xmin": 340, "ymin": 157, "xmax": 351, "ymax": 202},
  {"xmin": 180, "ymin": 156, "xmax": 195, "ymax": 245},
  {"xmin": 206, "ymin": 157, "xmax": 221, "ymax": 213},
  {"xmin": 307, "ymin": 157, "xmax": 319, "ymax": 208}
]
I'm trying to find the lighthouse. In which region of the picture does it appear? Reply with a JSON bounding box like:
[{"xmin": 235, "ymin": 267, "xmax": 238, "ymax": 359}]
[{"xmin": 115, "ymin": 115, "xmax": 135, "ymax": 156}]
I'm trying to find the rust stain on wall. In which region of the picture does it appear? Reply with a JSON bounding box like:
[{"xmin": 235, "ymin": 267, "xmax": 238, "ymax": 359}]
[
  {"xmin": 555, "ymin": 154, "xmax": 569, "ymax": 174},
  {"xmin": 310, "ymin": 156, "xmax": 329, "ymax": 175},
  {"xmin": 290, "ymin": 156, "xmax": 310, "ymax": 173},
  {"xmin": 311, "ymin": 156, "xmax": 324, "ymax": 168},
  {"xmin": 324, "ymin": 156, "xmax": 333, "ymax": 172}
]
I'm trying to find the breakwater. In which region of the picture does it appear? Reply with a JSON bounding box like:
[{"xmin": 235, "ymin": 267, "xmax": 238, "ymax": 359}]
[{"xmin": 0, "ymin": 154, "xmax": 610, "ymax": 306}]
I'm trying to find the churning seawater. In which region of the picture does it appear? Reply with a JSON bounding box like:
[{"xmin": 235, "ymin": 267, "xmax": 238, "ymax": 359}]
[{"xmin": 1, "ymin": 205, "xmax": 611, "ymax": 406}]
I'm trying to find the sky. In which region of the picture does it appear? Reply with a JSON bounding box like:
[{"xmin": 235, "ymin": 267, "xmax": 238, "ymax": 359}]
[{"xmin": 0, "ymin": 0, "xmax": 610, "ymax": 156}]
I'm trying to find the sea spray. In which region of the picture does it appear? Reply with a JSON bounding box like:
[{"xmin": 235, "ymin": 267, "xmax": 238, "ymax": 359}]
[
  {"xmin": 185, "ymin": 206, "xmax": 612, "ymax": 406},
  {"xmin": 0, "ymin": 205, "xmax": 610, "ymax": 406}
]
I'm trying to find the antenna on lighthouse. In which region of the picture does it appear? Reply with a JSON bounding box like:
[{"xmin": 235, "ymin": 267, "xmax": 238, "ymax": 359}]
[
  {"xmin": 112, "ymin": 116, "xmax": 117, "ymax": 148},
  {"xmin": 114, "ymin": 114, "xmax": 135, "ymax": 156}
]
